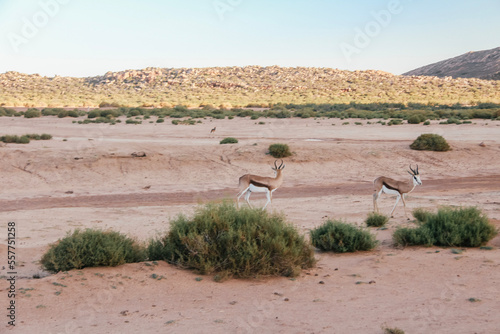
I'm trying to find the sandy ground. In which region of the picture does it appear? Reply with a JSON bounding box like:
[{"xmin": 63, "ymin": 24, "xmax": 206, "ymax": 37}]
[{"xmin": 1, "ymin": 116, "xmax": 500, "ymax": 334}]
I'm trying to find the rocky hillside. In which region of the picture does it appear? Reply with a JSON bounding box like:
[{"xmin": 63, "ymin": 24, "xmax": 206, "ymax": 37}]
[
  {"xmin": 403, "ymin": 47, "xmax": 500, "ymax": 80},
  {"xmin": 1, "ymin": 66, "xmax": 499, "ymax": 108}
]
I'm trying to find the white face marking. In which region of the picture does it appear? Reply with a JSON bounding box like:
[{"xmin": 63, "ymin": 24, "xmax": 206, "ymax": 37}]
[{"xmin": 413, "ymin": 175, "xmax": 422, "ymax": 186}]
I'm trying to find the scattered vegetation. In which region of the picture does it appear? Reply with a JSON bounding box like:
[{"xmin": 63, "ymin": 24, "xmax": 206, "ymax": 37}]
[
  {"xmin": 310, "ymin": 220, "xmax": 378, "ymax": 253},
  {"xmin": 410, "ymin": 134, "xmax": 451, "ymax": 151},
  {"xmin": 365, "ymin": 212, "xmax": 388, "ymax": 227},
  {"xmin": 147, "ymin": 202, "xmax": 316, "ymax": 280},
  {"xmin": 219, "ymin": 137, "xmax": 238, "ymax": 144},
  {"xmin": 1, "ymin": 133, "xmax": 52, "ymax": 144},
  {"xmin": 40, "ymin": 229, "xmax": 146, "ymax": 273},
  {"xmin": 268, "ymin": 143, "xmax": 292, "ymax": 158},
  {"xmin": 2, "ymin": 101, "xmax": 500, "ymax": 129},
  {"xmin": 393, "ymin": 207, "xmax": 497, "ymax": 247}
]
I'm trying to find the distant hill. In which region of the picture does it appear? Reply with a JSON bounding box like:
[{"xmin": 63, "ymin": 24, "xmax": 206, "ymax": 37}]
[
  {"xmin": 1, "ymin": 66, "xmax": 499, "ymax": 108},
  {"xmin": 403, "ymin": 47, "xmax": 500, "ymax": 80}
]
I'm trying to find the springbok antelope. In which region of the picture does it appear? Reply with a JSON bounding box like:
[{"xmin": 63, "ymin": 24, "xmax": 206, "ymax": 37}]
[
  {"xmin": 236, "ymin": 159, "xmax": 285, "ymax": 210},
  {"xmin": 210, "ymin": 126, "xmax": 216, "ymax": 134},
  {"xmin": 373, "ymin": 165, "xmax": 422, "ymax": 219}
]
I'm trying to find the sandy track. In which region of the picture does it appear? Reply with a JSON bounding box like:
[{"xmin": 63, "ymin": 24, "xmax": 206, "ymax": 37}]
[{"xmin": 1, "ymin": 175, "xmax": 499, "ymax": 212}]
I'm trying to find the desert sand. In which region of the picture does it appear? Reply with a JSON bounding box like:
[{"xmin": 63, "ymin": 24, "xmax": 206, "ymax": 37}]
[{"xmin": 1, "ymin": 115, "xmax": 500, "ymax": 334}]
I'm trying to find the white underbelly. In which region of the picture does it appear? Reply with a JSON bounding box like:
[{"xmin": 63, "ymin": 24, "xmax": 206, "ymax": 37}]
[
  {"xmin": 381, "ymin": 185, "xmax": 400, "ymax": 196},
  {"xmin": 248, "ymin": 184, "xmax": 269, "ymax": 193}
]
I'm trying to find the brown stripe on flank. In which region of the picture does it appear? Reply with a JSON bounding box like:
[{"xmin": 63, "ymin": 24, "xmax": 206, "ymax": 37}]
[
  {"xmin": 382, "ymin": 181, "xmax": 401, "ymax": 194},
  {"xmin": 250, "ymin": 180, "xmax": 272, "ymax": 190}
]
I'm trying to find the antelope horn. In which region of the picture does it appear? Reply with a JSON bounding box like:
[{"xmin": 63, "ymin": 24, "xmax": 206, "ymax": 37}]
[
  {"xmin": 278, "ymin": 159, "xmax": 284, "ymax": 169},
  {"xmin": 274, "ymin": 160, "xmax": 278, "ymax": 169},
  {"xmin": 416, "ymin": 164, "xmax": 419, "ymax": 174},
  {"xmin": 409, "ymin": 164, "xmax": 416, "ymax": 175}
]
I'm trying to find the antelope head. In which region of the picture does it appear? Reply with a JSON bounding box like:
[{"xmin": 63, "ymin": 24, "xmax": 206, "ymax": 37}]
[{"xmin": 408, "ymin": 164, "xmax": 422, "ymax": 186}]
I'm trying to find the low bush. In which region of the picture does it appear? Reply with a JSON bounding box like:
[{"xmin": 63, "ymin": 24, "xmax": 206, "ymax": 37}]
[
  {"xmin": 126, "ymin": 119, "xmax": 141, "ymax": 124},
  {"xmin": 310, "ymin": 220, "xmax": 378, "ymax": 253},
  {"xmin": 410, "ymin": 134, "xmax": 451, "ymax": 151},
  {"xmin": 1, "ymin": 135, "xmax": 30, "ymax": 144},
  {"xmin": 40, "ymin": 133, "xmax": 52, "ymax": 140},
  {"xmin": 268, "ymin": 143, "xmax": 292, "ymax": 158},
  {"xmin": 407, "ymin": 115, "xmax": 422, "ymax": 124},
  {"xmin": 41, "ymin": 229, "xmax": 146, "ymax": 272},
  {"xmin": 87, "ymin": 110, "xmax": 101, "ymax": 118},
  {"xmin": 365, "ymin": 212, "xmax": 388, "ymax": 227},
  {"xmin": 412, "ymin": 208, "xmax": 431, "ymax": 223},
  {"xmin": 220, "ymin": 137, "xmax": 238, "ymax": 144},
  {"xmin": 393, "ymin": 207, "xmax": 497, "ymax": 247},
  {"xmin": 387, "ymin": 119, "xmax": 402, "ymax": 126},
  {"xmin": 24, "ymin": 109, "xmax": 42, "ymax": 118},
  {"xmin": 1, "ymin": 133, "xmax": 53, "ymax": 143},
  {"xmin": 147, "ymin": 202, "xmax": 316, "ymax": 280}
]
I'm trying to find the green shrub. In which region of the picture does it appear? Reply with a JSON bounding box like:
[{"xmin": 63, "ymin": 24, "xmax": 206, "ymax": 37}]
[
  {"xmin": 384, "ymin": 327, "xmax": 405, "ymax": 334},
  {"xmin": 41, "ymin": 229, "xmax": 146, "ymax": 273},
  {"xmin": 268, "ymin": 143, "xmax": 292, "ymax": 158},
  {"xmin": 393, "ymin": 207, "xmax": 497, "ymax": 247},
  {"xmin": 87, "ymin": 110, "xmax": 101, "ymax": 118},
  {"xmin": 410, "ymin": 134, "xmax": 451, "ymax": 151},
  {"xmin": 41, "ymin": 108, "xmax": 62, "ymax": 116},
  {"xmin": 40, "ymin": 133, "xmax": 52, "ymax": 140},
  {"xmin": 423, "ymin": 120, "xmax": 431, "ymax": 125},
  {"xmin": 26, "ymin": 133, "xmax": 41, "ymax": 140},
  {"xmin": 220, "ymin": 137, "xmax": 238, "ymax": 144},
  {"xmin": 19, "ymin": 135, "xmax": 30, "ymax": 144},
  {"xmin": 147, "ymin": 202, "xmax": 315, "ymax": 280},
  {"xmin": 365, "ymin": 212, "xmax": 388, "ymax": 227},
  {"xmin": 387, "ymin": 119, "xmax": 402, "ymax": 126},
  {"xmin": 156, "ymin": 118, "xmax": 165, "ymax": 123},
  {"xmin": 1, "ymin": 135, "xmax": 30, "ymax": 144},
  {"xmin": 412, "ymin": 208, "xmax": 431, "ymax": 223},
  {"xmin": 24, "ymin": 109, "xmax": 41, "ymax": 118},
  {"xmin": 310, "ymin": 220, "xmax": 378, "ymax": 253},
  {"xmin": 57, "ymin": 110, "xmax": 69, "ymax": 118},
  {"xmin": 126, "ymin": 119, "xmax": 141, "ymax": 124},
  {"xmin": 407, "ymin": 115, "xmax": 421, "ymax": 124}
]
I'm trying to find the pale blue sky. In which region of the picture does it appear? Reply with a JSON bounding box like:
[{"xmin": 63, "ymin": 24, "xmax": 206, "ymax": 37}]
[{"xmin": 0, "ymin": 0, "xmax": 499, "ymax": 77}]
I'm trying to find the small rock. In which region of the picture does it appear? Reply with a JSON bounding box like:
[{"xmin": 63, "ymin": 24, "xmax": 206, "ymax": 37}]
[
  {"xmin": 284, "ymin": 298, "xmax": 289, "ymax": 302},
  {"xmin": 120, "ymin": 310, "xmax": 129, "ymax": 316},
  {"xmin": 319, "ymin": 281, "xmax": 325, "ymax": 284},
  {"xmin": 479, "ymin": 142, "xmax": 486, "ymax": 147},
  {"xmin": 131, "ymin": 151, "xmax": 146, "ymax": 157}
]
